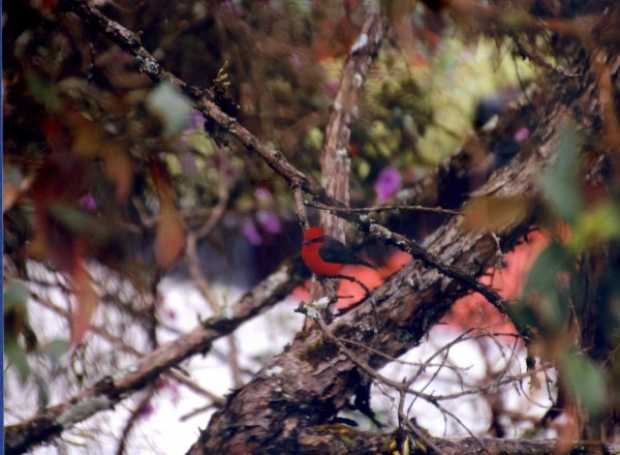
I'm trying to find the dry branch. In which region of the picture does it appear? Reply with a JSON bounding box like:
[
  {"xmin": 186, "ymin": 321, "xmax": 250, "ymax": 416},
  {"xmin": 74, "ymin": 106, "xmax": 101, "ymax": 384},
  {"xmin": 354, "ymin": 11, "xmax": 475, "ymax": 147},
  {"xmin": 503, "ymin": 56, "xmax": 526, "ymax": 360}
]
[
  {"xmin": 292, "ymin": 429, "xmax": 620, "ymax": 455},
  {"xmin": 319, "ymin": 7, "xmax": 384, "ymax": 238}
]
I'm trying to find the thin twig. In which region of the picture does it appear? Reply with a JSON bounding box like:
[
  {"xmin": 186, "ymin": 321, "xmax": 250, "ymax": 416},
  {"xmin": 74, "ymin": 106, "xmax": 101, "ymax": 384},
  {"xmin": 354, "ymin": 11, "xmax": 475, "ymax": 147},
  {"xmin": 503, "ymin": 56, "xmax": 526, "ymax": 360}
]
[
  {"xmin": 115, "ymin": 386, "xmax": 156, "ymax": 455},
  {"xmin": 307, "ymin": 201, "xmax": 461, "ymax": 216},
  {"xmin": 32, "ymin": 292, "xmax": 224, "ymax": 405}
]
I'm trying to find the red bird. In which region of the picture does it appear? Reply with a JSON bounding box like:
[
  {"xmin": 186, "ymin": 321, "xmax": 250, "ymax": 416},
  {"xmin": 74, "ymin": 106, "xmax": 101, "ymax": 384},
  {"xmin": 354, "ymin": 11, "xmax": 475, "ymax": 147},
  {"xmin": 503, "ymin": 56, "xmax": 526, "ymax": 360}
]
[{"xmin": 301, "ymin": 226, "xmax": 373, "ymax": 277}]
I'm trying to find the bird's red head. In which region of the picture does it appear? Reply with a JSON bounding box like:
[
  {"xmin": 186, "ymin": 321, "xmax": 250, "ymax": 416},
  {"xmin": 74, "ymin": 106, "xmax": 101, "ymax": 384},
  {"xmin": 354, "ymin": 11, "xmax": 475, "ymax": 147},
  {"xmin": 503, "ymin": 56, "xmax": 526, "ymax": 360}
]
[{"xmin": 303, "ymin": 226, "xmax": 325, "ymax": 242}]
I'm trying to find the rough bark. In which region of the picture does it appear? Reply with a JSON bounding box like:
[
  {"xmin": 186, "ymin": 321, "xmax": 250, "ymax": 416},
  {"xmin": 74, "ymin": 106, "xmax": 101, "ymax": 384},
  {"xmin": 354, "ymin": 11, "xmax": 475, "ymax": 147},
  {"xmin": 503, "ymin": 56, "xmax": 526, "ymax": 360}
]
[
  {"xmin": 319, "ymin": 9, "xmax": 384, "ymax": 239},
  {"xmin": 295, "ymin": 427, "xmax": 620, "ymax": 454}
]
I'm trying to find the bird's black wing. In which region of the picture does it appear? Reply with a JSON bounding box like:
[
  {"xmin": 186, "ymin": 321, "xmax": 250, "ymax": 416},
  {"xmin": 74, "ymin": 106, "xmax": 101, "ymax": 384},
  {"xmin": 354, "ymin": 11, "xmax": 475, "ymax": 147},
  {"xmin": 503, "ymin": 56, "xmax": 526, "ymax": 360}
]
[{"xmin": 318, "ymin": 238, "xmax": 373, "ymax": 267}]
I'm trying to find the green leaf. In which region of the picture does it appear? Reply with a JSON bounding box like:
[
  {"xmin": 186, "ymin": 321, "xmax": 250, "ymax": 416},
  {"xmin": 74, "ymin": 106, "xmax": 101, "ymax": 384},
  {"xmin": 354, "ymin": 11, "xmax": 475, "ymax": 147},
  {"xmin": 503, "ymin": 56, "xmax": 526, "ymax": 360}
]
[
  {"xmin": 304, "ymin": 127, "xmax": 324, "ymax": 151},
  {"xmin": 26, "ymin": 73, "xmax": 61, "ymax": 112},
  {"xmin": 524, "ymin": 242, "xmax": 569, "ymax": 295},
  {"xmin": 146, "ymin": 82, "xmax": 193, "ymax": 137},
  {"xmin": 5, "ymin": 340, "xmax": 31, "ymax": 381},
  {"xmin": 47, "ymin": 203, "xmax": 108, "ymax": 241},
  {"xmin": 42, "ymin": 339, "xmax": 71, "ymax": 365},
  {"xmin": 34, "ymin": 373, "xmax": 51, "ymax": 409},
  {"xmin": 561, "ymin": 351, "xmax": 607, "ymax": 417},
  {"xmin": 539, "ymin": 119, "xmax": 583, "ymax": 223},
  {"xmin": 570, "ymin": 203, "xmax": 620, "ymax": 253},
  {"xmin": 521, "ymin": 242, "xmax": 571, "ymax": 330},
  {"xmin": 186, "ymin": 130, "xmax": 215, "ymax": 156},
  {"xmin": 4, "ymin": 280, "xmax": 28, "ymax": 313},
  {"xmin": 164, "ymin": 154, "xmax": 182, "ymax": 176},
  {"xmin": 357, "ymin": 159, "xmax": 371, "ymax": 179}
]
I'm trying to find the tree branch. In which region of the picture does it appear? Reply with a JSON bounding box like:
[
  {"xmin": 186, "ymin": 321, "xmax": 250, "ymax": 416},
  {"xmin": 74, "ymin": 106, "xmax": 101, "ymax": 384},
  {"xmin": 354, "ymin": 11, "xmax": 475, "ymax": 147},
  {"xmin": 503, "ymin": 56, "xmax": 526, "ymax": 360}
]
[
  {"xmin": 319, "ymin": 7, "xmax": 384, "ymax": 238},
  {"xmin": 294, "ymin": 428, "xmax": 620, "ymax": 455},
  {"xmin": 5, "ymin": 260, "xmax": 305, "ymax": 454}
]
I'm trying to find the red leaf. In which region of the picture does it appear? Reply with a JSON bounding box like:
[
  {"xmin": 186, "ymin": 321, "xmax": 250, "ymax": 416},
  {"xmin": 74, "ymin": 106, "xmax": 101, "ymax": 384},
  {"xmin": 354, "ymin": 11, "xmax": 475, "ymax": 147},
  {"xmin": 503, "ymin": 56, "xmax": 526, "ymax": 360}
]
[
  {"xmin": 103, "ymin": 145, "xmax": 132, "ymax": 202},
  {"xmin": 150, "ymin": 162, "xmax": 185, "ymax": 269},
  {"xmin": 155, "ymin": 203, "xmax": 186, "ymax": 270},
  {"xmin": 70, "ymin": 258, "xmax": 98, "ymax": 345}
]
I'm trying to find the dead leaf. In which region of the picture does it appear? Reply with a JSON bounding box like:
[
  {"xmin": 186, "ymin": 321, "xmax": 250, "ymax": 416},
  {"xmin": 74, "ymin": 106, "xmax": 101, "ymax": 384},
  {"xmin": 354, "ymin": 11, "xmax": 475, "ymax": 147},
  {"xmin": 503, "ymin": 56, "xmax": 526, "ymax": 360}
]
[
  {"xmin": 155, "ymin": 203, "xmax": 186, "ymax": 270},
  {"xmin": 461, "ymin": 195, "xmax": 530, "ymax": 232},
  {"xmin": 69, "ymin": 112, "xmax": 103, "ymax": 158},
  {"xmin": 3, "ymin": 168, "xmax": 33, "ymax": 213},
  {"xmin": 71, "ymin": 258, "xmax": 98, "ymax": 345},
  {"xmin": 103, "ymin": 145, "xmax": 132, "ymax": 202}
]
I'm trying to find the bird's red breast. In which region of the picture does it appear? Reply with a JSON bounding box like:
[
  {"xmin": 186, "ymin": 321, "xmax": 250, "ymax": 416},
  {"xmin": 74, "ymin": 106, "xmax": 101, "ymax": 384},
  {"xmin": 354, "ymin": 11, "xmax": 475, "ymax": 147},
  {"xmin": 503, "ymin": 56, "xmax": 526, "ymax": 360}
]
[
  {"xmin": 303, "ymin": 226, "xmax": 325, "ymax": 242},
  {"xmin": 301, "ymin": 226, "xmax": 372, "ymax": 276},
  {"xmin": 302, "ymin": 226, "xmax": 344, "ymax": 276}
]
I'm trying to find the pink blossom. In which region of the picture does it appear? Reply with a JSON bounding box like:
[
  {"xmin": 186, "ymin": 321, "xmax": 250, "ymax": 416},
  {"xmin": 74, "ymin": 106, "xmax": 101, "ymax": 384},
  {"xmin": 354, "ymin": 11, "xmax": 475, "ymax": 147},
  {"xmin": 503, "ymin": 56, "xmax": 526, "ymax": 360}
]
[
  {"xmin": 254, "ymin": 187, "xmax": 273, "ymax": 203},
  {"xmin": 257, "ymin": 210, "xmax": 282, "ymax": 234},
  {"xmin": 514, "ymin": 127, "xmax": 530, "ymax": 142},
  {"xmin": 374, "ymin": 167, "xmax": 402, "ymax": 203},
  {"xmin": 79, "ymin": 194, "xmax": 97, "ymax": 211},
  {"xmin": 242, "ymin": 219, "xmax": 263, "ymax": 245}
]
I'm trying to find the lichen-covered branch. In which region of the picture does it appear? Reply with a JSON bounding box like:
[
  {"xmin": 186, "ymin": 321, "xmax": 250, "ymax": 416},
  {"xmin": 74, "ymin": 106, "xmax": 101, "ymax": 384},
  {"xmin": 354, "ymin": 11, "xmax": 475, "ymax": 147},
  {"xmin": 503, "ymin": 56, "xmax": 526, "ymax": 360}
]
[{"xmin": 319, "ymin": 8, "xmax": 384, "ymax": 239}]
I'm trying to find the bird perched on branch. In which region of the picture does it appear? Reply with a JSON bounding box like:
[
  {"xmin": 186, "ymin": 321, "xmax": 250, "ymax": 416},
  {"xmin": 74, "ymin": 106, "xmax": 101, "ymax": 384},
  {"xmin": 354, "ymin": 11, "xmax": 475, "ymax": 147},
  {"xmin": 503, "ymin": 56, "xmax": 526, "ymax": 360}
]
[{"xmin": 301, "ymin": 226, "xmax": 374, "ymax": 277}]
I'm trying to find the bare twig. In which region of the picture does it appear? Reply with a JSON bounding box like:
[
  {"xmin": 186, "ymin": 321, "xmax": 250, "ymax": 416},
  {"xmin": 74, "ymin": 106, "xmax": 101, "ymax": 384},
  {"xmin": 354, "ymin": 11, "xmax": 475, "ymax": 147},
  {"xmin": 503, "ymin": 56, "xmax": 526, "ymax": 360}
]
[
  {"xmin": 115, "ymin": 386, "xmax": 156, "ymax": 455},
  {"xmin": 307, "ymin": 201, "xmax": 461, "ymax": 216},
  {"xmin": 226, "ymin": 334, "xmax": 243, "ymax": 389},
  {"xmin": 32, "ymin": 293, "xmax": 224, "ymax": 405},
  {"xmin": 186, "ymin": 232, "xmax": 221, "ymax": 313}
]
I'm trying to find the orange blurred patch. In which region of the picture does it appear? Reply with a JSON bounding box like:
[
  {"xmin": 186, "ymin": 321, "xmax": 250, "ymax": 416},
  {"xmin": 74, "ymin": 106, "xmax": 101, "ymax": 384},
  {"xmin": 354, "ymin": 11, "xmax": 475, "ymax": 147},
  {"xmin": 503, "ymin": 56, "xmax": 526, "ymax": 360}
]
[
  {"xmin": 291, "ymin": 285, "xmax": 311, "ymax": 303},
  {"xmin": 442, "ymin": 230, "xmax": 549, "ymax": 334},
  {"xmin": 335, "ymin": 265, "xmax": 384, "ymax": 310},
  {"xmin": 376, "ymin": 250, "xmax": 412, "ymax": 279},
  {"xmin": 290, "ymin": 231, "xmax": 550, "ymax": 331}
]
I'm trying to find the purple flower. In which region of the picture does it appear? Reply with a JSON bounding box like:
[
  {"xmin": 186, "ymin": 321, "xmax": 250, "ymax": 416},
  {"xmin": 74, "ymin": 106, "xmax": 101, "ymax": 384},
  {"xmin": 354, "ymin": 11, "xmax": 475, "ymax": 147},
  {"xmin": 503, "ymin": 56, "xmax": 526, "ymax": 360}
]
[
  {"xmin": 374, "ymin": 167, "xmax": 402, "ymax": 203},
  {"xmin": 256, "ymin": 210, "xmax": 282, "ymax": 234},
  {"xmin": 513, "ymin": 127, "xmax": 530, "ymax": 142},
  {"xmin": 254, "ymin": 187, "xmax": 273, "ymax": 204},
  {"xmin": 190, "ymin": 110, "xmax": 205, "ymax": 130},
  {"xmin": 79, "ymin": 194, "xmax": 97, "ymax": 211},
  {"xmin": 180, "ymin": 152, "xmax": 198, "ymax": 176},
  {"xmin": 138, "ymin": 402, "xmax": 155, "ymax": 420},
  {"xmin": 242, "ymin": 219, "xmax": 263, "ymax": 245},
  {"xmin": 163, "ymin": 307, "xmax": 176, "ymax": 321}
]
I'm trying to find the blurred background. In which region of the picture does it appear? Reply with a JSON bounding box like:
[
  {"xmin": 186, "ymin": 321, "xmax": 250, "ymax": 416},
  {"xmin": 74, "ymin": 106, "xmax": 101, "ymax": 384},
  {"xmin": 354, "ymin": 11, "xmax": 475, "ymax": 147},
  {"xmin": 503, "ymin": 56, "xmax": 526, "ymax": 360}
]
[{"xmin": 5, "ymin": 0, "xmax": 620, "ymax": 453}]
